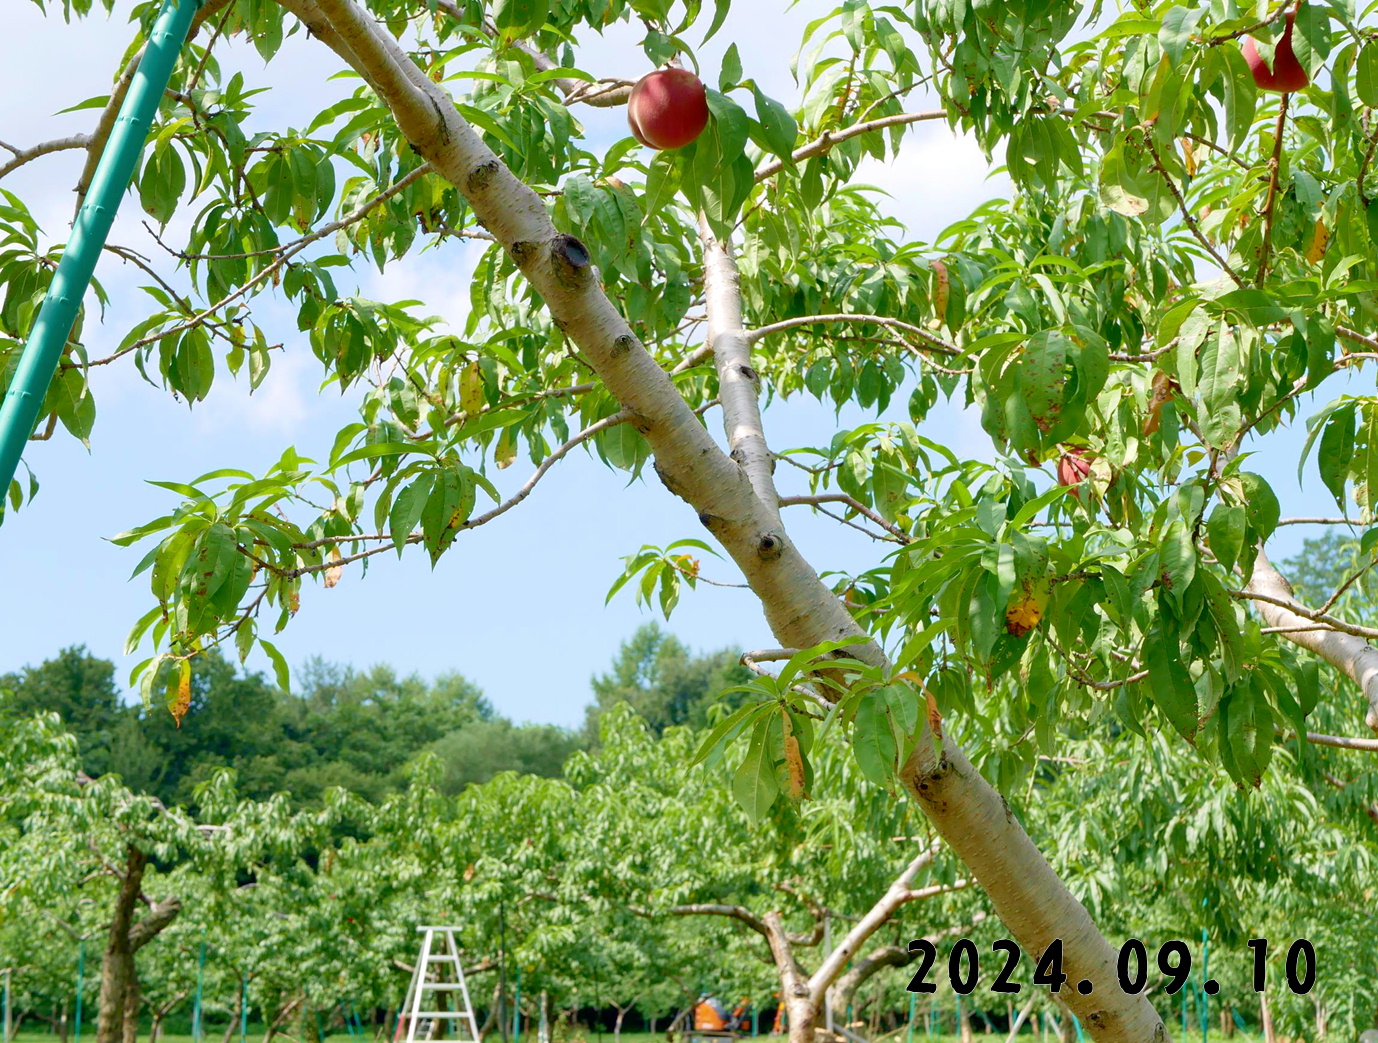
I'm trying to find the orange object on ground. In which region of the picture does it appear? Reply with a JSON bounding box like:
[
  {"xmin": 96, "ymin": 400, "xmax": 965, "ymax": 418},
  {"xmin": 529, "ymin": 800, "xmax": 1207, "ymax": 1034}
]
[{"xmin": 695, "ymin": 1001, "xmax": 729, "ymax": 1031}]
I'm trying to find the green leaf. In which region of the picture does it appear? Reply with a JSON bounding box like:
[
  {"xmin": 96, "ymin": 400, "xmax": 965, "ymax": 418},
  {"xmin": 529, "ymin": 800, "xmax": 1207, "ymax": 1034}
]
[
  {"xmin": 1358, "ymin": 41, "xmax": 1378, "ymax": 107},
  {"xmin": 1206, "ymin": 504, "xmax": 1246, "ymax": 574},
  {"xmin": 1144, "ymin": 622, "xmax": 1199, "ymax": 742},
  {"xmin": 852, "ymin": 691, "xmax": 898, "ymax": 787},
  {"xmin": 388, "ymin": 473, "xmax": 434, "ymax": 555},
  {"xmin": 731, "ymin": 714, "xmax": 780, "ymax": 823},
  {"xmin": 1317, "ymin": 404, "xmax": 1357, "ymax": 507},
  {"xmin": 1158, "ymin": 6, "xmax": 1204, "ymax": 67},
  {"xmin": 750, "ymin": 83, "xmax": 798, "ymax": 162},
  {"xmin": 692, "ymin": 702, "xmax": 764, "ymax": 767},
  {"xmin": 720, "ymin": 43, "xmax": 742, "ymax": 91},
  {"xmin": 260, "ymin": 639, "xmax": 291, "ymax": 695}
]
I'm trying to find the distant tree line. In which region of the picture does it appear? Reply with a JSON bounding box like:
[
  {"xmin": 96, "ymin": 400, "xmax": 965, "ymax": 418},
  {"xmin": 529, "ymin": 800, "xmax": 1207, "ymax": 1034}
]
[{"xmin": 0, "ymin": 623, "xmax": 751, "ymax": 809}]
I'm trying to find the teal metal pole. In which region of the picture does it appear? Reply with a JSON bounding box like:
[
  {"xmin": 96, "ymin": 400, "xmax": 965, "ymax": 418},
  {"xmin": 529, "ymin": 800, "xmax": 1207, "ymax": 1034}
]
[
  {"xmin": 4, "ymin": 967, "xmax": 12, "ymax": 1043},
  {"xmin": 74, "ymin": 942, "xmax": 85, "ymax": 1043},
  {"xmin": 193, "ymin": 937, "xmax": 206, "ymax": 1043},
  {"xmin": 1201, "ymin": 928, "xmax": 1210, "ymax": 1043},
  {"xmin": 906, "ymin": 992, "xmax": 916, "ymax": 1043},
  {"xmin": 512, "ymin": 966, "xmax": 521, "ymax": 1043},
  {"xmin": 0, "ymin": 0, "xmax": 201, "ymax": 502},
  {"xmin": 241, "ymin": 978, "xmax": 248, "ymax": 1043}
]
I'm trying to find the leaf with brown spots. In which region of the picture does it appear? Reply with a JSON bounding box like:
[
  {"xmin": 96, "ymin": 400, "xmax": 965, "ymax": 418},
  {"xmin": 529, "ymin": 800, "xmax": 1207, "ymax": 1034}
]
[{"xmin": 168, "ymin": 659, "xmax": 192, "ymax": 727}]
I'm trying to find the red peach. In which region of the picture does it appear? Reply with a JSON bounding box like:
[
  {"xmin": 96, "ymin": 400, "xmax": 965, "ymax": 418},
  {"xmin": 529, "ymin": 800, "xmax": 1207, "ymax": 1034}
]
[
  {"xmin": 627, "ymin": 68, "xmax": 710, "ymax": 151},
  {"xmin": 1243, "ymin": 13, "xmax": 1310, "ymax": 94},
  {"xmin": 1056, "ymin": 448, "xmax": 1093, "ymax": 487}
]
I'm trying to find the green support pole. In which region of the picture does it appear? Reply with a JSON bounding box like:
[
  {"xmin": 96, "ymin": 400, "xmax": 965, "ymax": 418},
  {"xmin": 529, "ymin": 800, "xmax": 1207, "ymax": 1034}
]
[
  {"xmin": 4, "ymin": 967, "xmax": 12, "ymax": 1043},
  {"xmin": 193, "ymin": 937, "xmax": 206, "ymax": 1043},
  {"xmin": 512, "ymin": 967, "xmax": 521, "ymax": 1043},
  {"xmin": 1201, "ymin": 928, "xmax": 1210, "ymax": 1043},
  {"xmin": 0, "ymin": 0, "xmax": 202, "ymax": 502},
  {"xmin": 955, "ymin": 997, "xmax": 961, "ymax": 1039},
  {"xmin": 906, "ymin": 991, "xmax": 916, "ymax": 1043},
  {"xmin": 241, "ymin": 979, "xmax": 248, "ymax": 1043},
  {"xmin": 74, "ymin": 942, "xmax": 85, "ymax": 1043}
]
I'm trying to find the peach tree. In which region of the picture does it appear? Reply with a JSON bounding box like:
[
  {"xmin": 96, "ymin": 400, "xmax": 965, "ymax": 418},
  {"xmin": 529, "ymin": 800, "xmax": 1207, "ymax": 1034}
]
[{"xmin": 7, "ymin": 0, "xmax": 1378, "ymax": 1039}]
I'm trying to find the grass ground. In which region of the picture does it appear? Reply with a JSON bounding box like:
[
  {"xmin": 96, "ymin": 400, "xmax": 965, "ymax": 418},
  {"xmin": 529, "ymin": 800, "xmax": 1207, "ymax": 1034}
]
[{"xmin": 9, "ymin": 1030, "xmax": 1259, "ymax": 1043}]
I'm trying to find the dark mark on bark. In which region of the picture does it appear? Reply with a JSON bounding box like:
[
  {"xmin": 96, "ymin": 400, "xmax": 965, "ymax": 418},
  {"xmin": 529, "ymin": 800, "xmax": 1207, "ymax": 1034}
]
[
  {"xmin": 611, "ymin": 334, "xmax": 637, "ymax": 358},
  {"xmin": 511, "ymin": 240, "xmax": 537, "ymax": 264},
  {"xmin": 738, "ymin": 363, "xmax": 758, "ymax": 381},
  {"xmin": 551, "ymin": 235, "xmax": 593, "ymax": 288},
  {"xmin": 699, "ymin": 511, "xmax": 725, "ymax": 533},
  {"xmin": 466, "ymin": 159, "xmax": 500, "ymax": 193},
  {"xmin": 757, "ymin": 533, "xmax": 783, "ymax": 560}
]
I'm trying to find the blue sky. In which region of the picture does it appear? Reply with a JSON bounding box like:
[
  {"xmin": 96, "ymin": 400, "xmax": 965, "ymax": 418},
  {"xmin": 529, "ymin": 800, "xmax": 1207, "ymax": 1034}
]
[{"xmin": 0, "ymin": 1, "xmax": 1354, "ymax": 727}]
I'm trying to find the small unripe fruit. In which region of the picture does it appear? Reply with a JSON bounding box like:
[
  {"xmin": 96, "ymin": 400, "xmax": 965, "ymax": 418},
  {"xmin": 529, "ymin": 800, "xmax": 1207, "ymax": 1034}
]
[
  {"xmin": 627, "ymin": 68, "xmax": 710, "ymax": 151},
  {"xmin": 1243, "ymin": 13, "xmax": 1310, "ymax": 94},
  {"xmin": 1056, "ymin": 447, "xmax": 1093, "ymax": 487}
]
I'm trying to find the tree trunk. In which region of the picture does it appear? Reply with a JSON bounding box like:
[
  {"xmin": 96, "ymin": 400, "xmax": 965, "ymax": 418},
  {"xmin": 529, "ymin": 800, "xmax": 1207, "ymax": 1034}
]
[
  {"xmin": 224, "ymin": 987, "xmax": 246, "ymax": 1043},
  {"xmin": 1003, "ymin": 992, "xmax": 1036, "ymax": 1041},
  {"xmin": 1222, "ymin": 1007, "xmax": 1233, "ymax": 1038},
  {"xmin": 613, "ymin": 1009, "xmax": 626, "ymax": 1043},
  {"xmin": 1260, "ymin": 993, "xmax": 1276, "ymax": 1043},
  {"xmin": 784, "ymin": 999, "xmax": 814, "ymax": 1043},
  {"xmin": 266, "ymin": 995, "xmax": 303, "ymax": 1043},
  {"xmin": 122, "ymin": 974, "xmax": 141, "ymax": 1043},
  {"xmin": 57, "ymin": 1001, "xmax": 69, "ymax": 1043},
  {"xmin": 97, "ymin": 847, "xmax": 146, "ymax": 1043},
  {"xmin": 959, "ymin": 1007, "xmax": 973, "ymax": 1043}
]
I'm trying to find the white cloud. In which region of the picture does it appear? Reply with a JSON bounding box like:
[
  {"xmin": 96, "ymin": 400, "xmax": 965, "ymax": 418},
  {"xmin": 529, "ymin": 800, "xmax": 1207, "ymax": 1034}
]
[{"xmin": 856, "ymin": 127, "xmax": 1011, "ymax": 245}]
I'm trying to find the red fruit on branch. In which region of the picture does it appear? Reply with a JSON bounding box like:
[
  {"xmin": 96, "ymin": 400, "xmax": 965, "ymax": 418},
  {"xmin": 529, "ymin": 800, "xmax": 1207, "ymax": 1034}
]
[
  {"xmin": 627, "ymin": 68, "xmax": 710, "ymax": 150},
  {"xmin": 1243, "ymin": 13, "xmax": 1310, "ymax": 94},
  {"xmin": 1056, "ymin": 448, "xmax": 1093, "ymax": 487}
]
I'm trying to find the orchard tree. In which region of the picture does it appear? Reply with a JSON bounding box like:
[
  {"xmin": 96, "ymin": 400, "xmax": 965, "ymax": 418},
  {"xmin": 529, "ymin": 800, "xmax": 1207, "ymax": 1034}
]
[
  {"xmin": 565, "ymin": 707, "xmax": 983, "ymax": 1043},
  {"xmin": 12, "ymin": 1, "xmax": 1378, "ymax": 1039}
]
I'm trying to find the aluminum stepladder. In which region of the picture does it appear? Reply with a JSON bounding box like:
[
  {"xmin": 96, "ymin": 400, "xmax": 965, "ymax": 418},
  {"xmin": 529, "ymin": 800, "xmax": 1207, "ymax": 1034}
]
[{"xmin": 399, "ymin": 927, "xmax": 481, "ymax": 1043}]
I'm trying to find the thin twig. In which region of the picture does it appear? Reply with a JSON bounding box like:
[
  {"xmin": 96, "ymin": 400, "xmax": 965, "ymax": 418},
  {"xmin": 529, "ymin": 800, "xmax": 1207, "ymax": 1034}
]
[{"xmin": 1256, "ymin": 93, "xmax": 1291, "ymax": 285}]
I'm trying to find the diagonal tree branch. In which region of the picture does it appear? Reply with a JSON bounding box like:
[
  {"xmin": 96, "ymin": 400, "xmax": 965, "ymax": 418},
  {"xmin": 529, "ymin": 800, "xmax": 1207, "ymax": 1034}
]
[
  {"xmin": 280, "ymin": 4, "xmax": 1167, "ymax": 1037},
  {"xmin": 72, "ymin": 0, "xmax": 233, "ymax": 215},
  {"xmin": 807, "ymin": 845, "xmax": 939, "ymax": 1005},
  {"xmin": 754, "ymin": 110, "xmax": 948, "ymax": 183},
  {"xmin": 747, "ymin": 311, "xmax": 960, "ymax": 357},
  {"xmin": 0, "ymin": 135, "xmax": 91, "ymax": 180},
  {"xmin": 1245, "ymin": 549, "xmax": 1378, "ymax": 732}
]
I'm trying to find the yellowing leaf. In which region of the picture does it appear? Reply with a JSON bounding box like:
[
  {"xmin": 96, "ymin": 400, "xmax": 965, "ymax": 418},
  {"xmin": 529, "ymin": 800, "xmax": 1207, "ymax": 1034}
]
[
  {"xmin": 495, "ymin": 426, "xmax": 517, "ymax": 469},
  {"xmin": 1180, "ymin": 136, "xmax": 1197, "ymax": 178},
  {"xmin": 460, "ymin": 361, "xmax": 485, "ymax": 414},
  {"xmin": 1004, "ymin": 596, "xmax": 1044, "ymax": 636},
  {"xmin": 1305, "ymin": 216, "xmax": 1329, "ymax": 264},
  {"xmin": 324, "ymin": 546, "xmax": 344, "ymax": 588},
  {"xmin": 169, "ymin": 659, "xmax": 192, "ymax": 727},
  {"xmin": 931, "ymin": 259, "xmax": 950, "ymax": 324}
]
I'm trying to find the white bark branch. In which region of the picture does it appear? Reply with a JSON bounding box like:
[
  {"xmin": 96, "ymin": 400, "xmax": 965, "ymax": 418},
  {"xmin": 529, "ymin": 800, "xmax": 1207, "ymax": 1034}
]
[
  {"xmin": 807, "ymin": 846, "xmax": 939, "ymax": 1005},
  {"xmin": 1245, "ymin": 549, "xmax": 1378, "ymax": 732},
  {"xmin": 699, "ymin": 215, "xmax": 779, "ymax": 512},
  {"xmin": 0, "ymin": 135, "xmax": 91, "ymax": 180}
]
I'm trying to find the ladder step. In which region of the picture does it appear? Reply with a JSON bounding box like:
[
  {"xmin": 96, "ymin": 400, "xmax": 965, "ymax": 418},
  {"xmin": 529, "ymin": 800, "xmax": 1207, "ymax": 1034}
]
[{"xmin": 410, "ymin": 1012, "xmax": 473, "ymax": 1018}]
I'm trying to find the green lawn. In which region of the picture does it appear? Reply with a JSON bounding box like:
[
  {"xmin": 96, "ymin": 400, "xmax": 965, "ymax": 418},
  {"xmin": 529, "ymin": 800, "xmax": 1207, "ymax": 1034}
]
[{"xmin": 9, "ymin": 1030, "xmax": 1260, "ymax": 1043}]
